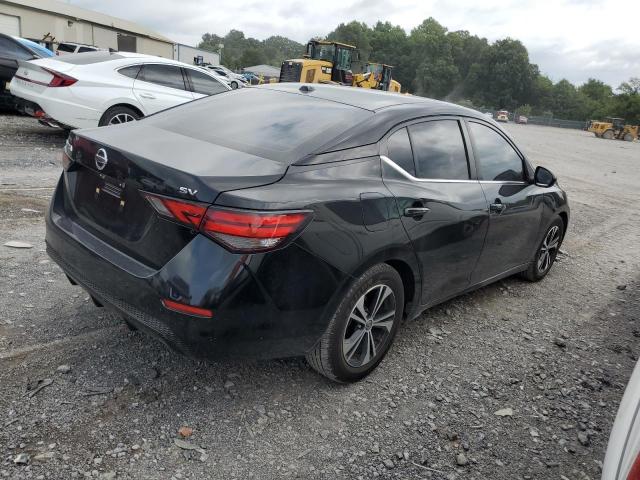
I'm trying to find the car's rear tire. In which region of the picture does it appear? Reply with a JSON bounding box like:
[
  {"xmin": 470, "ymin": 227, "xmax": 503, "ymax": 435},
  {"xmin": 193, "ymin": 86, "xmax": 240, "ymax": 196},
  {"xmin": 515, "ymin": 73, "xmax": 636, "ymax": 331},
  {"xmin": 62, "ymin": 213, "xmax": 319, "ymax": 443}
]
[
  {"xmin": 230, "ymin": 81, "xmax": 238, "ymax": 89},
  {"xmin": 306, "ymin": 263, "xmax": 404, "ymax": 383},
  {"xmin": 99, "ymin": 106, "xmax": 141, "ymax": 127},
  {"xmin": 520, "ymin": 217, "xmax": 564, "ymax": 282}
]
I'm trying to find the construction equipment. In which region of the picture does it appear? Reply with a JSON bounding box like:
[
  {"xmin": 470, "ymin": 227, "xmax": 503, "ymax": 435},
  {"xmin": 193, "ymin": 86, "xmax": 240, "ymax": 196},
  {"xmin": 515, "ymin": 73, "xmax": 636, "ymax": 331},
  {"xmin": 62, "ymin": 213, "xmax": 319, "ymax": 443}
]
[
  {"xmin": 279, "ymin": 39, "xmax": 357, "ymax": 85},
  {"xmin": 352, "ymin": 62, "xmax": 401, "ymax": 93},
  {"xmin": 588, "ymin": 117, "xmax": 638, "ymax": 141}
]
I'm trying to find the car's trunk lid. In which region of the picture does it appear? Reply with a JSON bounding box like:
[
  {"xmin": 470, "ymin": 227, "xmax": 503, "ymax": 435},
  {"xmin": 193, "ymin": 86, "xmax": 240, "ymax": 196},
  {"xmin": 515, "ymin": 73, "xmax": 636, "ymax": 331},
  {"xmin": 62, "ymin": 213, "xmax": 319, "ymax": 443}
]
[{"xmin": 63, "ymin": 125, "xmax": 287, "ymax": 268}]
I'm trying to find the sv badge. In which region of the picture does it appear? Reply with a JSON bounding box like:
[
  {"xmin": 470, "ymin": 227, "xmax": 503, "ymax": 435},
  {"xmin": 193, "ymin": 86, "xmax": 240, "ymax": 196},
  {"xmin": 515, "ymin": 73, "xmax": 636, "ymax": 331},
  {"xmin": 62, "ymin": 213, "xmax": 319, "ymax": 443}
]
[{"xmin": 179, "ymin": 187, "xmax": 198, "ymax": 196}]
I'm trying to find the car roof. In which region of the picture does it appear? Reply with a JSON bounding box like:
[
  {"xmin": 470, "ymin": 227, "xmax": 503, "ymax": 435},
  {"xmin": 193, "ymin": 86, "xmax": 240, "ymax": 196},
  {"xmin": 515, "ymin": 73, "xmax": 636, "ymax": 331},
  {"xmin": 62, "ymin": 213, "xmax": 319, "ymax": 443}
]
[
  {"xmin": 258, "ymin": 83, "xmax": 478, "ymax": 115},
  {"xmin": 47, "ymin": 51, "xmax": 202, "ymax": 68}
]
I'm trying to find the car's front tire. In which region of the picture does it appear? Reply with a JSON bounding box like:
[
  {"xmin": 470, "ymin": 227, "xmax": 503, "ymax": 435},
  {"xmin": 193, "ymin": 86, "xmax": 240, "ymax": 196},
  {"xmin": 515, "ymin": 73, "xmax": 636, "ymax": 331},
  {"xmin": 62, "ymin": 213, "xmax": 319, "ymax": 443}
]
[
  {"xmin": 230, "ymin": 81, "xmax": 238, "ymax": 89},
  {"xmin": 306, "ymin": 263, "xmax": 404, "ymax": 383},
  {"xmin": 99, "ymin": 106, "xmax": 141, "ymax": 127},
  {"xmin": 520, "ymin": 217, "xmax": 564, "ymax": 282}
]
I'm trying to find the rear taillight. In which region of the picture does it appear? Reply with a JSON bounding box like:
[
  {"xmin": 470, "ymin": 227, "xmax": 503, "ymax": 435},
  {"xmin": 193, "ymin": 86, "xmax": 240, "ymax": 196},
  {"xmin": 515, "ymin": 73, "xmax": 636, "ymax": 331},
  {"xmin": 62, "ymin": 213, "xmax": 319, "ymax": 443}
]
[
  {"xmin": 143, "ymin": 193, "xmax": 312, "ymax": 253},
  {"xmin": 43, "ymin": 68, "xmax": 77, "ymax": 87},
  {"xmin": 144, "ymin": 194, "xmax": 207, "ymax": 229},
  {"xmin": 629, "ymin": 451, "xmax": 640, "ymax": 480},
  {"xmin": 15, "ymin": 68, "xmax": 77, "ymax": 87},
  {"xmin": 200, "ymin": 208, "xmax": 312, "ymax": 252}
]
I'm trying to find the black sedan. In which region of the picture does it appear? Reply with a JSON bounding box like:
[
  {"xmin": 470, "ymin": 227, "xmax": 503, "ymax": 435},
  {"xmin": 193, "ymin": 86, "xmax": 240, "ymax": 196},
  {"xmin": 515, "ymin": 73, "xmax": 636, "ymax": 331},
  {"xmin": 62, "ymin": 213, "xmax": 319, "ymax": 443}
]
[
  {"xmin": 46, "ymin": 84, "xmax": 569, "ymax": 382},
  {"xmin": 0, "ymin": 33, "xmax": 54, "ymax": 109}
]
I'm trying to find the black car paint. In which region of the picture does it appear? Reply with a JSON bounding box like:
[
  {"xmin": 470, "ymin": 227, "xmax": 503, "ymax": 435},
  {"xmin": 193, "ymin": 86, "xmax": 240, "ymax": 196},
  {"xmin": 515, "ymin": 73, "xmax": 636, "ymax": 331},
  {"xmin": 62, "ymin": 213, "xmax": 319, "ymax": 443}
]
[
  {"xmin": 46, "ymin": 84, "xmax": 569, "ymax": 360},
  {"xmin": 0, "ymin": 34, "xmax": 49, "ymax": 106}
]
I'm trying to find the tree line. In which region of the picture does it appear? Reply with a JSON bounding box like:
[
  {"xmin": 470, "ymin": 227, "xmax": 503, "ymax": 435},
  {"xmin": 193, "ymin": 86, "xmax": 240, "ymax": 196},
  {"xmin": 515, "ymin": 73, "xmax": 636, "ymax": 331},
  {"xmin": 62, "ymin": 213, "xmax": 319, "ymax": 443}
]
[{"xmin": 198, "ymin": 19, "xmax": 640, "ymax": 124}]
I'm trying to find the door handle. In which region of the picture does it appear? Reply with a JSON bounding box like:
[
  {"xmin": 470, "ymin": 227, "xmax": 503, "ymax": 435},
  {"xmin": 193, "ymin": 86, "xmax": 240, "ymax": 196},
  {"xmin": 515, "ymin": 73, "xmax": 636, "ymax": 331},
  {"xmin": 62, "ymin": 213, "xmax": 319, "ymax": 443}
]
[
  {"xmin": 139, "ymin": 93, "xmax": 156, "ymax": 99},
  {"xmin": 489, "ymin": 200, "xmax": 506, "ymax": 214},
  {"xmin": 404, "ymin": 207, "xmax": 430, "ymax": 217}
]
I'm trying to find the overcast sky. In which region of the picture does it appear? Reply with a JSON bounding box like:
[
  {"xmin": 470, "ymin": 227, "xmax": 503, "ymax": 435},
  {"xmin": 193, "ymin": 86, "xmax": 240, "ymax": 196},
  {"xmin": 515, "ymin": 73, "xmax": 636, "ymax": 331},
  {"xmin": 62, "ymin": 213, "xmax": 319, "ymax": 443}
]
[{"xmin": 68, "ymin": 0, "xmax": 637, "ymax": 88}]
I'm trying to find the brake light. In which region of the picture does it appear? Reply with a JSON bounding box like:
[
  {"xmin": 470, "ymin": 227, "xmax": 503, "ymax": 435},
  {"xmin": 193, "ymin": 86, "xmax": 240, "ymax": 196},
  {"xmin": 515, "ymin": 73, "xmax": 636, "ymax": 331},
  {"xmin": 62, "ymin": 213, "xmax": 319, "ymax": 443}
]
[
  {"xmin": 201, "ymin": 208, "xmax": 312, "ymax": 252},
  {"xmin": 15, "ymin": 68, "xmax": 77, "ymax": 87},
  {"xmin": 44, "ymin": 68, "xmax": 77, "ymax": 87},
  {"xmin": 143, "ymin": 193, "xmax": 312, "ymax": 253},
  {"xmin": 143, "ymin": 194, "xmax": 207, "ymax": 228},
  {"xmin": 629, "ymin": 451, "xmax": 640, "ymax": 480}
]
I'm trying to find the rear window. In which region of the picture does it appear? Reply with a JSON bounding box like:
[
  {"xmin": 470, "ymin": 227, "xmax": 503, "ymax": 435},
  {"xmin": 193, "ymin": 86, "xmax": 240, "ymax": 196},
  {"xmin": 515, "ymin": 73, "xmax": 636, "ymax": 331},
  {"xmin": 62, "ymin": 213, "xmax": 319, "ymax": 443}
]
[
  {"xmin": 145, "ymin": 88, "xmax": 373, "ymax": 162},
  {"xmin": 56, "ymin": 43, "xmax": 76, "ymax": 53}
]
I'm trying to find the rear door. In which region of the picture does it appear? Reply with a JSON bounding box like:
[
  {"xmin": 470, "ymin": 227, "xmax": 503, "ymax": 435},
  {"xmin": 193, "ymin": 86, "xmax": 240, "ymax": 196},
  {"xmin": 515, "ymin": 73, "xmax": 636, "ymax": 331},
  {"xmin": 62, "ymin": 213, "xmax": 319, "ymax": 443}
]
[
  {"xmin": 381, "ymin": 118, "xmax": 489, "ymax": 305},
  {"xmin": 133, "ymin": 63, "xmax": 194, "ymax": 114},
  {"xmin": 466, "ymin": 120, "xmax": 543, "ymax": 282}
]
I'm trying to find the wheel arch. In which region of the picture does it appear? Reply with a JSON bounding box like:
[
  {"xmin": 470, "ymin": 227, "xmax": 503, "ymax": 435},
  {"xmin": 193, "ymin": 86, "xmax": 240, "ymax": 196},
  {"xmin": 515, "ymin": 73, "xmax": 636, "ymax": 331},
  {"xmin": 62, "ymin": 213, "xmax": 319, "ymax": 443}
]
[
  {"xmin": 100, "ymin": 101, "xmax": 145, "ymax": 122},
  {"xmin": 348, "ymin": 248, "xmax": 421, "ymax": 319}
]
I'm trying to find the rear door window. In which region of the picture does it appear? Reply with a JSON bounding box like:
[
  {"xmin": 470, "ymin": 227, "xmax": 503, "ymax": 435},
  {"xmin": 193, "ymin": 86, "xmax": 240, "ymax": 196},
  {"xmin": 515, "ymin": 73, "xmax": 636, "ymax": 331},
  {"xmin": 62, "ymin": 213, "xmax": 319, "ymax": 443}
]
[
  {"xmin": 386, "ymin": 128, "xmax": 415, "ymax": 176},
  {"xmin": 78, "ymin": 46, "xmax": 95, "ymax": 53},
  {"xmin": 118, "ymin": 65, "xmax": 141, "ymax": 79},
  {"xmin": 186, "ymin": 69, "xmax": 228, "ymax": 95},
  {"xmin": 408, "ymin": 120, "xmax": 470, "ymax": 180},
  {"xmin": 468, "ymin": 122, "xmax": 524, "ymax": 182},
  {"xmin": 139, "ymin": 64, "xmax": 187, "ymax": 91}
]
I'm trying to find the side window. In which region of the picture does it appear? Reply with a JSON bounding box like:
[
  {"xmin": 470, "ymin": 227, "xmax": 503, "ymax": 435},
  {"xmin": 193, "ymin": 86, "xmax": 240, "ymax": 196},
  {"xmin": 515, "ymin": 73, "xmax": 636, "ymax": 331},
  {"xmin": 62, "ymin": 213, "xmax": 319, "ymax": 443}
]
[
  {"xmin": 187, "ymin": 69, "xmax": 228, "ymax": 95},
  {"xmin": 386, "ymin": 128, "xmax": 415, "ymax": 176},
  {"xmin": 469, "ymin": 122, "xmax": 524, "ymax": 182},
  {"xmin": 139, "ymin": 64, "xmax": 187, "ymax": 91},
  {"xmin": 118, "ymin": 65, "xmax": 141, "ymax": 79},
  {"xmin": 408, "ymin": 120, "xmax": 469, "ymax": 180},
  {"xmin": 78, "ymin": 46, "xmax": 94, "ymax": 53}
]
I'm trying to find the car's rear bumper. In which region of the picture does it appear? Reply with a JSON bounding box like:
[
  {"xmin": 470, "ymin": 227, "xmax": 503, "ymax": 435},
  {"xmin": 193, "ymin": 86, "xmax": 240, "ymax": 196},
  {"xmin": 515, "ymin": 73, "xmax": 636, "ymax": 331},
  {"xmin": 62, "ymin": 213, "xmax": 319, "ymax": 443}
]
[
  {"xmin": 9, "ymin": 78, "xmax": 98, "ymax": 129},
  {"xmin": 46, "ymin": 177, "xmax": 347, "ymax": 360}
]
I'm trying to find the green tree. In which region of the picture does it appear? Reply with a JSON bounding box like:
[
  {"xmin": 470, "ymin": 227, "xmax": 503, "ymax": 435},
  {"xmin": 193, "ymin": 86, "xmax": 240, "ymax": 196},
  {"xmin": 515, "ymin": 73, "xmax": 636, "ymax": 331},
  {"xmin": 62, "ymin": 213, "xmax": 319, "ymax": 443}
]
[{"xmin": 327, "ymin": 21, "xmax": 372, "ymax": 63}]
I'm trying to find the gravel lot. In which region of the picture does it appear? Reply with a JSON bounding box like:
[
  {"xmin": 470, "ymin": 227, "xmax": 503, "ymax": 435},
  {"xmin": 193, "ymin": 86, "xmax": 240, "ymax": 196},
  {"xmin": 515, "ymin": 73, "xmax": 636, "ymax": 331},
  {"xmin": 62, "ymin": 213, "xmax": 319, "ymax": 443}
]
[{"xmin": 0, "ymin": 114, "xmax": 638, "ymax": 480}]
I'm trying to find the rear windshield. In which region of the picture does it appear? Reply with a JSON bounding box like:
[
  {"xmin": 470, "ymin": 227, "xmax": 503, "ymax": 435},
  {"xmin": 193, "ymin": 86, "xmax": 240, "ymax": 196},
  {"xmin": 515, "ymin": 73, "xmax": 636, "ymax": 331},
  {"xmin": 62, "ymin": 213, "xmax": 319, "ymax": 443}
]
[
  {"xmin": 144, "ymin": 88, "xmax": 373, "ymax": 162},
  {"xmin": 54, "ymin": 52, "xmax": 124, "ymax": 65}
]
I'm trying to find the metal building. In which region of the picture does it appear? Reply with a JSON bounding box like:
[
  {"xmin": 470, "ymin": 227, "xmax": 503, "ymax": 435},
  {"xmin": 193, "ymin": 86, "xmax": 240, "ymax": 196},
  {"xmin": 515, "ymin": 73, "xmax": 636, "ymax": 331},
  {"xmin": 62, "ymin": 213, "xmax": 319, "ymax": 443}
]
[
  {"xmin": 174, "ymin": 44, "xmax": 220, "ymax": 66},
  {"xmin": 0, "ymin": 0, "xmax": 174, "ymax": 57}
]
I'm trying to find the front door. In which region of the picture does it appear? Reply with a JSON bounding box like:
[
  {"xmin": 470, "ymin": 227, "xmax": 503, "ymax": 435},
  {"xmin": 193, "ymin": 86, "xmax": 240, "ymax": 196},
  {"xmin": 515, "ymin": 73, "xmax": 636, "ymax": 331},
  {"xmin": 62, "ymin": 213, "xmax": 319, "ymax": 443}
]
[
  {"xmin": 465, "ymin": 120, "xmax": 544, "ymax": 282},
  {"xmin": 381, "ymin": 118, "xmax": 489, "ymax": 305}
]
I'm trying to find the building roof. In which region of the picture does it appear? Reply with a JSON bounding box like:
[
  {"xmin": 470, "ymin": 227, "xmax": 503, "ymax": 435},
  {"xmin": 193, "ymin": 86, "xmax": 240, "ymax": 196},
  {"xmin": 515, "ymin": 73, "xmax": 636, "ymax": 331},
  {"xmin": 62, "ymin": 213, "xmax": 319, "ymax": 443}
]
[
  {"xmin": 2, "ymin": 0, "xmax": 174, "ymax": 43},
  {"xmin": 243, "ymin": 64, "xmax": 280, "ymax": 77}
]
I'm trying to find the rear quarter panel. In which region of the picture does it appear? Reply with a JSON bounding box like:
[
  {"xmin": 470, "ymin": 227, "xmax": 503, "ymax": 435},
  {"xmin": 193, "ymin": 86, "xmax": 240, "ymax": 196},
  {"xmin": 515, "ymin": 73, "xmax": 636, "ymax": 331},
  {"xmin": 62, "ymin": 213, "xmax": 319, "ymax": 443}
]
[{"xmin": 215, "ymin": 156, "xmax": 421, "ymax": 314}]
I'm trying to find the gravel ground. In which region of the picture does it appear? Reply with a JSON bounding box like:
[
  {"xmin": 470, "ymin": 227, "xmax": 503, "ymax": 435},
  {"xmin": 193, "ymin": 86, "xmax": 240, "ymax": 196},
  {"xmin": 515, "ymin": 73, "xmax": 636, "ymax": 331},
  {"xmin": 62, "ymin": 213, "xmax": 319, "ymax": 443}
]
[{"xmin": 0, "ymin": 114, "xmax": 638, "ymax": 480}]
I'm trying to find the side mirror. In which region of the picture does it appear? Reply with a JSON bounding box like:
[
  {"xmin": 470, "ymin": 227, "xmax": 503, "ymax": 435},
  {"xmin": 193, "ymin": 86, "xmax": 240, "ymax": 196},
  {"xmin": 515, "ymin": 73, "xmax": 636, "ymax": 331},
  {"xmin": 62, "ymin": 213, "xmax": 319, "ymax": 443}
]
[{"xmin": 534, "ymin": 166, "xmax": 556, "ymax": 187}]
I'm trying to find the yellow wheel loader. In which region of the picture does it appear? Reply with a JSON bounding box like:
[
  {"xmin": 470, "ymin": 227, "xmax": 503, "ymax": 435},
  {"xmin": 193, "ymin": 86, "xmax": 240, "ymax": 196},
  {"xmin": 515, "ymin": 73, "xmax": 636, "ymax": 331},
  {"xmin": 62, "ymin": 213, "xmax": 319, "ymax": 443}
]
[
  {"xmin": 352, "ymin": 63, "xmax": 401, "ymax": 93},
  {"xmin": 588, "ymin": 117, "xmax": 638, "ymax": 141},
  {"xmin": 279, "ymin": 40, "xmax": 358, "ymax": 85}
]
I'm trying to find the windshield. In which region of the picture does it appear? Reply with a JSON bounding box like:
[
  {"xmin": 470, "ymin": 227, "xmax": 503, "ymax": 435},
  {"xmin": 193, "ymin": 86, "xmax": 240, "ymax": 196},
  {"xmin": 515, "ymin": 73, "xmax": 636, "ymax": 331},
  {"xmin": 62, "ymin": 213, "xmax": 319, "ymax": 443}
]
[{"xmin": 309, "ymin": 43, "xmax": 335, "ymax": 62}]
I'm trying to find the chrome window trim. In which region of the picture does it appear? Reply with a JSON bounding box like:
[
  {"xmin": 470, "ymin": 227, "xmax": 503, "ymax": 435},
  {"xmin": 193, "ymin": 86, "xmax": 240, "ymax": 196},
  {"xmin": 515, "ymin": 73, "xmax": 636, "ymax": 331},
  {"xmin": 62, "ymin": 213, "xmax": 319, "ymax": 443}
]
[
  {"xmin": 380, "ymin": 156, "xmax": 478, "ymax": 184},
  {"xmin": 479, "ymin": 180, "xmax": 528, "ymax": 185},
  {"xmin": 381, "ymin": 156, "xmax": 530, "ymax": 185}
]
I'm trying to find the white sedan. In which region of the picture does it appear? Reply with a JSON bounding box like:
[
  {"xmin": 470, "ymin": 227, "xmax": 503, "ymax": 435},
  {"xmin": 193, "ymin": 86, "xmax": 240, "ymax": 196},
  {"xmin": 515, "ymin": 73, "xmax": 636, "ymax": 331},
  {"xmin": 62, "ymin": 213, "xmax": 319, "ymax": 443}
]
[
  {"xmin": 9, "ymin": 51, "xmax": 230, "ymax": 129},
  {"xmin": 603, "ymin": 359, "xmax": 640, "ymax": 479}
]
